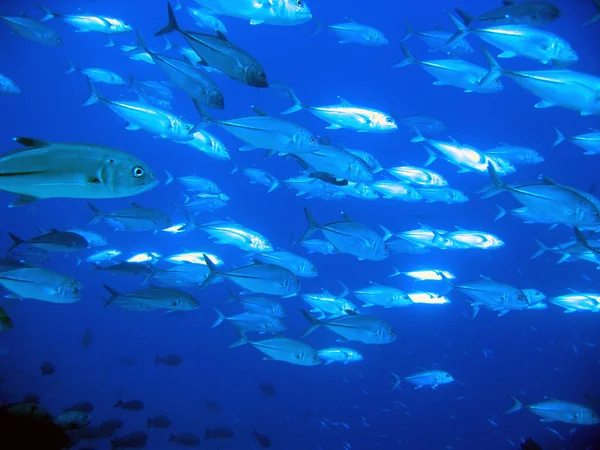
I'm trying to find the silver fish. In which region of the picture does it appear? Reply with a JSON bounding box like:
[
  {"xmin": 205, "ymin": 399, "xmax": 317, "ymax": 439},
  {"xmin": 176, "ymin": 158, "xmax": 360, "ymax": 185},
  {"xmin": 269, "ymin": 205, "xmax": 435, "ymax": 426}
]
[{"xmin": 0, "ymin": 268, "xmax": 81, "ymax": 303}]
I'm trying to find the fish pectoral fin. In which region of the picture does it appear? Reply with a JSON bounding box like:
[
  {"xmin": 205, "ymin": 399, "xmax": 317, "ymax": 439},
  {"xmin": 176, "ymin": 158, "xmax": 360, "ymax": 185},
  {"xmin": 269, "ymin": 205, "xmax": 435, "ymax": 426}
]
[
  {"xmin": 125, "ymin": 122, "xmax": 141, "ymax": 130},
  {"xmin": 250, "ymin": 19, "xmax": 264, "ymax": 25},
  {"xmin": 534, "ymin": 100, "xmax": 555, "ymax": 109},
  {"xmin": 13, "ymin": 137, "xmax": 50, "ymax": 148},
  {"xmin": 497, "ymin": 51, "xmax": 516, "ymax": 58},
  {"xmin": 326, "ymin": 124, "xmax": 342, "ymax": 130},
  {"xmin": 9, "ymin": 194, "xmax": 39, "ymax": 208},
  {"xmin": 336, "ymin": 96, "xmax": 353, "ymax": 106},
  {"xmin": 433, "ymin": 80, "xmax": 448, "ymax": 86}
]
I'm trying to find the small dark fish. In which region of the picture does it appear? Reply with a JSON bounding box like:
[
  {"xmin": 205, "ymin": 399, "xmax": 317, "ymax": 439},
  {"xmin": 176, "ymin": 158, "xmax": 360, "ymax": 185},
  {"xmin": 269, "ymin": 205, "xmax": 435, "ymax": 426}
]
[
  {"xmin": 110, "ymin": 430, "xmax": 148, "ymax": 449},
  {"xmin": 54, "ymin": 410, "xmax": 92, "ymax": 430},
  {"xmin": 170, "ymin": 432, "xmax": 201, "ymax": 446},
  {"xmin": 205, "ymin": 427, "xmax": 234, "ymax": 440},
  {"xmin": 40, "ymin": 361, "xmax": 55, "ymax": 376},
  {"xmin": 66, "ymin": 401, "xmax": 94, "ymax": 413},
  {"xmin": 114, "ymin": 400, "xmax": 144, "ymax": 411},
  {"xmin": 252, "ymin": 429, "xmax": 271, "ymax": 448},
  {"xmin": 102, "ymin": 419, "xmax": 124, "ymax": 431},
  {"xmin": 75, "ymin": 424, "xmax": 117, "ymax": 440},
  {"xmin": 309, "ymin": 172, "xmax": 348, "ymax": 186},
  {"xmin": 81, "ymin": 327, "xmax": 93, "ymax": 348},
  {"xmin": 147, "ymin": 414, "xmax": 171, "ymax": 429},
  {"xmin": 201, "ymin": 398, "xmax": 221, "ymax": 412},
  {"xmin": 22, "ymin": 393, "xmax": 40, "ymax": 404},
  {"xmin": 115, "ymin": 356, "xmax": 139, "ymax": 366},
  {"xmin": 258, "ymin": 382, "xmax": 276, "ymax": 397},
  {"xmin": 155, "ymin": 354, "xmax": 182, "ymax": 366}
]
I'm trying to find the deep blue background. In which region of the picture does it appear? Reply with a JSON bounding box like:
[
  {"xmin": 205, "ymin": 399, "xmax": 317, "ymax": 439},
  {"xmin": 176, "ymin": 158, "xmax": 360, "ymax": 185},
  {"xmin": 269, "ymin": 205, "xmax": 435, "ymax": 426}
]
[{"xmin": 1, "ymin": 0, "xmax": 600, "ymax": 449}]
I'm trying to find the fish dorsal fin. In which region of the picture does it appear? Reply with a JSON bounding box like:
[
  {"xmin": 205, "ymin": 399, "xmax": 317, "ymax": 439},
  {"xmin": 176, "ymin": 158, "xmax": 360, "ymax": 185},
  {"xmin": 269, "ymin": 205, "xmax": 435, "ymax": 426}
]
[
  {"xmin": 479, "ymin": 275, "xmax": 492, "ymax": 281},
  {"xmin": 252, "ymin": 259, "xmax": 265, "ymax": 265},
  {"xmin": 541, "ymin": 176, "xmax": 558, "ymax": 186},
  {"xmin": 501, "ymin": 0, "xmax": 515, "ymax": 5},
  {"xmin": 341, "ymin": 212, "xmax": 353, "ymax": 222},
  {"xmin": 369, "ymin": 281, "xmax": 382, "ymax": 286},
  {"xmin": 345, "ymin": 309, "xmax": 358, "ymax": 316},
  {"xmin": 251, "ymin": 105, "xmax": 269, "ymax": 117},
  {"xmin": 344, "ymin": 16, "xmax": 355, "ymax": 23},
  {"xmin": 130, "ymin": 202, "xmax": 143, "ymax": 208},
  {"xmin": 215, "ymin": 31, "xmax": 228, "ymax": 41},
  {"xmin": 50, "ymin": 228, "xmax": 58, "ymax": 233},
  {"xmin": 590, "ymin": 128, "xmax": 600, "ymax": 133},
  {"xmin": 13, "ymin": 137, "xmax": 49, "ymax": 148},
  {"xmin": 337, "ymin": 96, "xmax": 353, "ymax": 106},
  {"xmin": 454, "ymin": 225, "xmax": 466, "ymax": 231},
  {"xmin": 448, "ymin": 136, "xmax": 460, "ymax": 145}
]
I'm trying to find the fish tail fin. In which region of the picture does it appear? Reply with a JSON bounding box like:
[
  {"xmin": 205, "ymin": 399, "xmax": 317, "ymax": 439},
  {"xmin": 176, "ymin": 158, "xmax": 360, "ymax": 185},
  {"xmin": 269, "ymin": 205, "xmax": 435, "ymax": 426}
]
[
  {"xmin": 390, "ymin": 372, "xmax": 402, "ymax": 391},
  {"xmin": 439, "ymin": 272, "xmax": 455, "ymax": 295},
  {"xmin": 531, "ymin": 240, "xmax": 548, "ymax": 259},
  {"xmin": 103, "ymin": 35, "xmax": 116, "ymax": 47},
  {"xmin": 299, "ymin": 207, "xmax": 319, "ymax": 243},
  {"xmin": 494, "ymin": 204, "xmax": 506, "ymax": 221},
  {"xmin": 267, "ymin": 180, "xmax": 279, "ymax": 193},
  {"xmin": 392, "ymin": 43, "xmax": 418, "ymax": 68},
  {"xmin": 190, "ymin": 99, "xmax": 212, "ymax": 133},
  {"xmin": 155, "ymin": 2, "xmax": 180, "ymax": 36},
  {"xmin": 224, "ymin": 289, "xmax": 239, "ymax": 304},
  {"xmin": 82, "ymin": 77, "xmax": 104, "ymax": 107},
  {"xmin": 281, "ymin": 88, "xmax": 303, "ymax": 115},
  {"xmin": 164, "ymin": 170, "xmax": 173, "ymax": 186},
  {"xmin": 400, "ymin": 20, "xmax": 415, "ymax": 42},
  {"xmin": 136, "ymin": 29, "xmax": 149, "ymax": 52},
  {"xmin": 300, "ymin": 309, "xmax": 322, "ymax": 338},
  {"xmin": 229, "ymin": 327, "xmax": 249, "ymax": 348},
  {"xmin": 478, "ymin": 47, "xmax": 503, "ymax": 89},
  {"xmin": 102, "ymin": 284, "xmax": 121, "ymax": 308},
  {"xmin": 409, "ymin": 124, "xmax": 426, "ymax": 143},
  {"xmin": 65, "ymin": 58, "xmax": 77, "ymax": 74},
  {"xmin": 337, "ymin": 280, "xmax": 349, "ymax": 298},
  {"xmin": 37, "ymin": 3, "xmax": 58, "ymax": 21},
  {"xmin": 163, "ymin": 36, "xmax": 173, "ymax": 51},
  {"xmin": 75, "ymin": 256, "xmax": 82, "ymax": 266},
  {"xmin": 505, "ymin": 396, "xmax": 523, "ymax": 414},
  {"xmin": 552, "ymin": 127, "xmax": 565, "ymax": 147},
  {"xmin": 6, "ymin": 233, "xmax": 24, "ymax": 253},
  {"xmin": 574, "ymin": 227, "xmax": 591, "ymax": 248},
  {"xmin": 199, "ymin": 254, "xmax": 223, "ymax": 288},
  {"xmin": 444, "ymin": 10, "xmax": 468, "ymax": 44},
  {"xmin": 211, "ymin": 307, "xmax": 226, "ymax": 328},
  {"xmin": 388, "ymin": 266, "xmax": 402, "ymax": 278},
  {"xmin": 312, "ymin": 15, "xmax": 325, "ymax": 36},
  {"xmin": 454, "ymin": 8, "xmax": 472, "ymax": 27},
  {"xmin": 486, "ymin": 164, "xmax": 507, "ymax": 192},
  {"xmin": 86, "ymin": 202, "xmax": 104, "ymax": 224}
]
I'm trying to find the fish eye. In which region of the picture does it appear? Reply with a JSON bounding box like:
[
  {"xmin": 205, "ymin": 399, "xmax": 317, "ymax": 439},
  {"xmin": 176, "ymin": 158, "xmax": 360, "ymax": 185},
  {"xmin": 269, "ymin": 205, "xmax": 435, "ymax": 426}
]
[
  {"xmin": 595, "ymin": 211, "xmax": 599, "ymax": 218},
  {"xmin": 386, "ymin": 117, "xmax": 393, "ymax": 123},
  {"xmin": 445, "ymin": 374, "xmax": 451, "ymax": 378},
  {"xmin": 296, "ymin": 0, "xmax": 303, "ymax": 7},
  {"xmin": 295, "ymin": 279, "xmax": 300, "ymax": 284},
  {"xmin": 366, "ymin": 166, "xmax": 371, "ymax": 173},
  {"xmin": 310, "ymin": 136, "xmax": 316, "ymax": 144},
  {"xmin": 132, "ymin": 166, "xmax": 145, "ymax": 178},
  {"xmin": 517, "ymin": 295, "xmax": 524, "ymax": 301},
  {"xmin": 260, "ymin": 73, "xmax": 266, "ymax": 80},
  {"xmin": 296, "ymin": 354, "xmax": 301, "ymax": 359},
  {"xmin": 311, "ymin": 267, "xmax": 317, "ymax": 272},
  {"xmin": 313, "ymin": 354, "xmax": 319, "ymax": 360},
  {"xmin": 390, "ymin": 330, "xmax": 395, "ymax": 336}
]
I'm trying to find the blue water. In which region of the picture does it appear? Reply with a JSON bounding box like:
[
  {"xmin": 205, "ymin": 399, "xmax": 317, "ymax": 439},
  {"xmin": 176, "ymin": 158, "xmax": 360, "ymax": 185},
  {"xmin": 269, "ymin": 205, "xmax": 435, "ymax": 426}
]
[{"xmin": 1, "ymin": 0, "xmax": 600, "ymax": 449}]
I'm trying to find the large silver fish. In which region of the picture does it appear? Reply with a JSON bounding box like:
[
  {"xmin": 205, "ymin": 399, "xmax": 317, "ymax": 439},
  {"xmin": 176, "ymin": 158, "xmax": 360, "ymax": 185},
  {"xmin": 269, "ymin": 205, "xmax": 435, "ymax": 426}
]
[
  {"xmin": 300, "ymin": 208, "xmax": 389, "ymax": 261},
  {"xmin": 485, "ymin": 165, "xmax": 600, "ymax": 228},
  {"xmin": 507, "ymin": 397, "xmax": 599, "ymax": 425},
  {"xmin": 394, "ymin": 44, "xmax": 503, "ymax": 94},
  {"xmin": 84, "ymin": 81, "xmax": 193, "ymax": 140},
  {"xmin": 103, "ymin": 285, "xmax": 199, "ymax": 311},
  {"xmin": 301, "ymin": 310, "xmax": 396, "ymax": 344},
  {"xmin": 230, "ymin": 332, "xmax": 321, "ymax": 366},
  {"xmin": 0, "ymin": 138, "xmax": 157, "ymax": 207},
  {"xmin": 316, "ymin": 18, "xmax": 388, "ymax": 46},
  {"xmin": 137, "ymin": 31, "xmax": 224, "ymax": 109},
  {"xmin": 156, "ymin": 3, "xmax": 268, "ymax": 87},
  {"xmin": 455, "ymin": 2, "xmax": 561, "ymax": 27},
  {"xmin": 0, "ymin": 15, "xmax": 61, "ymax": 45},
  {"xmin": 39, "ymin": 5, "xmax": 132, "ymax": 34},
  {"xmin": 202, "ymin": 255, "xmax": 301, "ymax": 297},
  {"xmin": 0, "ymin": 268, "xmax": 81, "ymax": 303},
  {"xmin": 191, "ymin": 0, "xmax": 312, "ymax": 26},
  {"xmin": 87, "ymin": 202, "xmax": 172, "ymax": 231}
]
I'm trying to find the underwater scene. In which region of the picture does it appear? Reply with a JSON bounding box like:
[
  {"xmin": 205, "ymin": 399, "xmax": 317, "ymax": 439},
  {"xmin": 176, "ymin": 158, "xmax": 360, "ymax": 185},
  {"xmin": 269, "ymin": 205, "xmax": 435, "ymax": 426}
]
[{"xmin": 1, "ymin": 0, "xmax": 600, "ymax": 449}]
